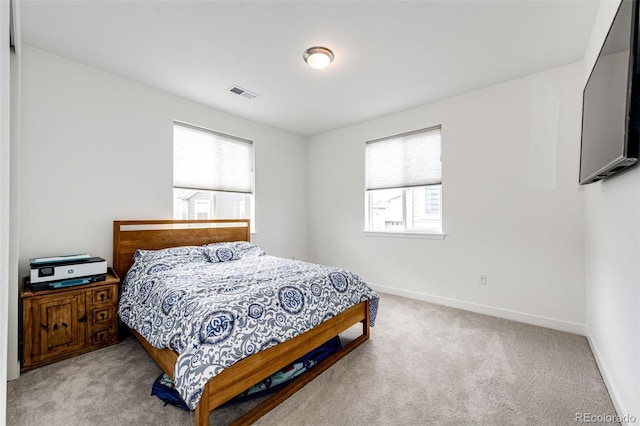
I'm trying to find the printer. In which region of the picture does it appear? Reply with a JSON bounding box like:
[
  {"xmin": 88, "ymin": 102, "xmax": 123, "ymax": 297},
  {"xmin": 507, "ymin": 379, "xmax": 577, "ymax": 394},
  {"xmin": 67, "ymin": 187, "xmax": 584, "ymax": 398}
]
[{"xmin": 29, "ymin": 254, "xmax": 107, "ymax": 291}]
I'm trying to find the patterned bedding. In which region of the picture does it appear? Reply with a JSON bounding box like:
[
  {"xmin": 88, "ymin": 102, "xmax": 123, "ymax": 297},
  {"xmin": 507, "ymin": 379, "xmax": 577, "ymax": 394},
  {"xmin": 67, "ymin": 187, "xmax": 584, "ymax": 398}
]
[{"xmin": 118, "ymin": 242, "xmax": 379, "ymax": 410}]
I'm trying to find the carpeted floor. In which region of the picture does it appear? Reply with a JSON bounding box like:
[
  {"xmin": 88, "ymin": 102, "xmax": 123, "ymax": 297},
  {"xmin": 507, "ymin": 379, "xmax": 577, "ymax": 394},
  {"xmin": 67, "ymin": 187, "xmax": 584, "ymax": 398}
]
[{"xmin": 7, "ymin": 293, "xmax": 618, "ymax": 425}]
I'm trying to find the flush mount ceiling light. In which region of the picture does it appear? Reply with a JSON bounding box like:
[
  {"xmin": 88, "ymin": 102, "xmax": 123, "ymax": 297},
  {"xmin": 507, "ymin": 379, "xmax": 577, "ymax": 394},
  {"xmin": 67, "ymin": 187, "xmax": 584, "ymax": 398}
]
[{"xmin": 303, "ymin": 46, "xmax": 334, "ymax": 70}]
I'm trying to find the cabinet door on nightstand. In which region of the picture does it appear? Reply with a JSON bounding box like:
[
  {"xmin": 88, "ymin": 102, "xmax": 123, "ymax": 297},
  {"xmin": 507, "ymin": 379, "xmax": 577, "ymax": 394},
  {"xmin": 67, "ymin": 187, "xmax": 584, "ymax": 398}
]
[{"xmin": 37, "ymin": 292, "xmax": 86, "ymax": 360}]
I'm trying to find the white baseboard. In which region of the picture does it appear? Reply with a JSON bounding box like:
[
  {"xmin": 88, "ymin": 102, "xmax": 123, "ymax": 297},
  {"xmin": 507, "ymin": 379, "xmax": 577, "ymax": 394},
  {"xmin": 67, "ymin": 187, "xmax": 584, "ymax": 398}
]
[
  {"xmin": 585, "ymin": 326, "xmax": 633, "ymax": 425},
  {"xmin": 370, "ymin": 283, "xmax": 586, "ymax": 335}
]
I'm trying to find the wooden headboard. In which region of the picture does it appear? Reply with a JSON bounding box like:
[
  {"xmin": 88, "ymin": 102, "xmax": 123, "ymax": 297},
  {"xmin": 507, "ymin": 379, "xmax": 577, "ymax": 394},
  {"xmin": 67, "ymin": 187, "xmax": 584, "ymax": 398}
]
[{"xmin": 113, "ymin": 219, "xmax": 251, "ymax": 279}]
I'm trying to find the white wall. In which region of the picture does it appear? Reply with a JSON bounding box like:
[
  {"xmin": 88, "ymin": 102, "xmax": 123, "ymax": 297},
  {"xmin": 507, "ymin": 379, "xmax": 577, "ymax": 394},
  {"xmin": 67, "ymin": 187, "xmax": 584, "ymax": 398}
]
[
  {"xmin": 0, "ymin": 1, "xmax": 10, "ymax": 423},
  {"xmin": 7, "ymin": 19, "xmax": 21, "ymax": 382},
  {"xmin": 19, "ymin": 45, "xmax": 308, "ymax": 270},
  {"xmin": 583, "ymin": 0, "xmax": 639, "ymax": 422},
  {"xmin": 308, "ymin": 62, "xmax": 586, "ymax": 333}
]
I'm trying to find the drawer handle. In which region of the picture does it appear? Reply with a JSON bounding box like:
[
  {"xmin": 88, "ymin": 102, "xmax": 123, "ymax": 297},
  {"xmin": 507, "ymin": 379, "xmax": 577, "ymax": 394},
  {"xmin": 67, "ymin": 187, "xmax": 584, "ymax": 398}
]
[
  {"xmin": 100, "ymin": 293, "xmax": 106, "ymax": 302},
  {"xmin": 99, "ymin": 312, "xmax": 106, "ymax": 320},
  {"xmin": 78, "ymin": 313, "xmax": 87, "ymax": 323}
]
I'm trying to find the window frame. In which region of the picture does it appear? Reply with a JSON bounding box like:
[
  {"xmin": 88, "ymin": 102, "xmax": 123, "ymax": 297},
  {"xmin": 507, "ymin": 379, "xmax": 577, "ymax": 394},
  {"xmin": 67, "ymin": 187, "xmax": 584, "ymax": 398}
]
[
  {"xmin": 364, "ymin": 126, "xmax": 443, "ymax": 236},
  {"xmin": 172, "ymin": 121, "xmax": 255, "ymax": 230}
]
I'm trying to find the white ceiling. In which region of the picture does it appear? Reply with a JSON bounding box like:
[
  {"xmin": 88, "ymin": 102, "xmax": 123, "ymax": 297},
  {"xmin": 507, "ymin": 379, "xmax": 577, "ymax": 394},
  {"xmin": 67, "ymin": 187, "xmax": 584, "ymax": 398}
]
[{"xmin": 20, "ymin": 1, "xmax": 599, "ymax": 137}]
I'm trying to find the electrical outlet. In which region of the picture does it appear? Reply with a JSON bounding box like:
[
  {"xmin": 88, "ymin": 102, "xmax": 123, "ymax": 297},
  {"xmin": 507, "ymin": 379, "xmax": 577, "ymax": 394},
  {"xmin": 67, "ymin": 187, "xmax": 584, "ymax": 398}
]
[{"xmin": 478, "ymin": 274, "xmax": 487, "ymax": 285}]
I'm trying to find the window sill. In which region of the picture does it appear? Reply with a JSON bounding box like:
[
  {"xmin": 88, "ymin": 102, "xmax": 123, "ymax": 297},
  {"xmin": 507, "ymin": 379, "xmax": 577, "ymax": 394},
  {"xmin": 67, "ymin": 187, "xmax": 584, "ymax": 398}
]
[{"xmin": 363, "ymin": 231, "xmax": 445, "ymax": 240}]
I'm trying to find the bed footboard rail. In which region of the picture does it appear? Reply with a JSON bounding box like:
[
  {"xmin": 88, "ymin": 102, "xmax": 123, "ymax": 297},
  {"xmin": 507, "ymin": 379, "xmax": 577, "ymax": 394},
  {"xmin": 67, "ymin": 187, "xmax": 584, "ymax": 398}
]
[{"xmin": 197, "ymin": 300, "xmax": 371, "ymax": 426}]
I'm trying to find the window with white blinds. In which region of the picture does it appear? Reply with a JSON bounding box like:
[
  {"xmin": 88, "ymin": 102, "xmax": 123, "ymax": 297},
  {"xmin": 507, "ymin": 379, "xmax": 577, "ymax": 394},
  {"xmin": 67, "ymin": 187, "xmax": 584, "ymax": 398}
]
[
  {"xmin": 174, "ymin": 122, "xmax": 253, "ymax": 193},
  {"xmin": 365, "ymin": 126, "xmax": 442, "ymax": 233},
  {"xmin": 366, "ymin": 126, "xmax": 441, "ymax": 190},
  {"xmin": 173, "ymin": 122, "xmax": 254, "ymax": 224}
]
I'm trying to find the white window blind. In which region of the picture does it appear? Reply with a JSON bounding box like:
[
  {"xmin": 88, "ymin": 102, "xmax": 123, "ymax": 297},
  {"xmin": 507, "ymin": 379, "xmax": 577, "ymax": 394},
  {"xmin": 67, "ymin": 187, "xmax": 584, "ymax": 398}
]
[
  {"xmin": 366, "ymin": 126, "xmax": 441, "ymax": 191},
  {"xmin": 173, "ymin": 122, "xmax": 253, "ymax": 194}
]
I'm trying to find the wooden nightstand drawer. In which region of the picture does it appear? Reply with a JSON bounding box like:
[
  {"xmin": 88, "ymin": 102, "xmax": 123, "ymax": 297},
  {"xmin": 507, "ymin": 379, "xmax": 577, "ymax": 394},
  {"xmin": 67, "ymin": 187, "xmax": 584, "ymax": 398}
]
[
  {"xmin": 91, "ymin": 327, "xmax": 116, "ymax": 346},
  {"xmin": 91, "ymin": 286, "xmax": 115, "ymax": 305},
  {"xmin": 92, "ymin": 307, "xmax": 114, "ymax": 326}
]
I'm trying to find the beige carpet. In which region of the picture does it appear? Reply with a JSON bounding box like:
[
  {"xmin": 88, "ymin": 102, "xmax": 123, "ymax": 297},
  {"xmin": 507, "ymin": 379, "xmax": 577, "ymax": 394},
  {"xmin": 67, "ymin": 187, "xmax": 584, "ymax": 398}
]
[{"xmin": 7, "ymin": 293, "xmax": 618, "ymax": 425}]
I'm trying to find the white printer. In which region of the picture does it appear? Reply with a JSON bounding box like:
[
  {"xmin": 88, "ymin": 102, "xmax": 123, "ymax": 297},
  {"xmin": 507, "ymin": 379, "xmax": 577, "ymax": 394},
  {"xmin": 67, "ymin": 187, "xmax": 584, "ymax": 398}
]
[{"xmin": 29, "ymin": 254, "xmax": 107, "ymax": 291}]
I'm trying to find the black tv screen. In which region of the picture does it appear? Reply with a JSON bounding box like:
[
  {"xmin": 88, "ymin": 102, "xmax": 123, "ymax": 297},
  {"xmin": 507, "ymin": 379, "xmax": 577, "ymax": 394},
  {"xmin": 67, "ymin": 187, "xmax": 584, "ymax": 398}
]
[{"xmin": 580, "ymin": 0, "xmax": 640, "ymax": 185}]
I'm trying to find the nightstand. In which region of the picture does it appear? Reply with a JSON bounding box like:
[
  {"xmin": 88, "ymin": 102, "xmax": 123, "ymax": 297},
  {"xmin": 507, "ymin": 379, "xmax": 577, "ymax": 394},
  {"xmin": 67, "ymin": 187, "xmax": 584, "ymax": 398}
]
[{"xmin": 20, "ymin": 268, "xmax": 120, "ymax": 372}]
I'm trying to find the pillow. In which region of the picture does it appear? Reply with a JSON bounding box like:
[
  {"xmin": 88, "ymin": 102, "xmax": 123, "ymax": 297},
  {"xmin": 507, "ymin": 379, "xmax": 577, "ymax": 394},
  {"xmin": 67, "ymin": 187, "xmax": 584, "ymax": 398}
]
[
  {"xmin": 135, "ymin": 245, "xmax": 208, "ymax": 262},
  {"xmin": 202, "ymin": 241, "xmax": 265, "ymax": 263},
  {"xmin": 132, "ymin": 246, "xmax": 209, "ymax": 275}
]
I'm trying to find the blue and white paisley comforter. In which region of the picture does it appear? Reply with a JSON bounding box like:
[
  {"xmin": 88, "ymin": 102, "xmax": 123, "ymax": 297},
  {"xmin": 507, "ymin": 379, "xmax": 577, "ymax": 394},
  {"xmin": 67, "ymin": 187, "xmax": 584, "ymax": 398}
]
[{"xmin": 118, "ymin": 242, "xmax": 379, "ymax": 410}]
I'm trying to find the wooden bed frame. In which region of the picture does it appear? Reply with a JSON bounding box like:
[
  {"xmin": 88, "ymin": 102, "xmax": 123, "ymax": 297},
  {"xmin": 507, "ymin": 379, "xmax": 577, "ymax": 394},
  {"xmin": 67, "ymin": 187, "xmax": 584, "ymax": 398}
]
[{"xmin": 113, "ymin": 219, "xmax": 370, "ymax": 426}]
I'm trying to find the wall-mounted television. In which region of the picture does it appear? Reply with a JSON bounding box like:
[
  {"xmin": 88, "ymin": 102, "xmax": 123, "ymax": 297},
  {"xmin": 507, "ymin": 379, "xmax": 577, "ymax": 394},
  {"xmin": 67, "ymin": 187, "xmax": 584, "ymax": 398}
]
[{"xmin": 580, "ymin": 0, "xmax": 640, "ymax": 185}]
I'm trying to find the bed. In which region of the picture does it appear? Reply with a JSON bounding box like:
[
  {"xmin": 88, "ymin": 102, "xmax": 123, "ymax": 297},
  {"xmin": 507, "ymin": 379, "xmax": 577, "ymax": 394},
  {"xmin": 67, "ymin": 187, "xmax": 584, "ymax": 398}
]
[{"xmin": 113, "ymin": 219, "xmax": 378, "ymax": 426}]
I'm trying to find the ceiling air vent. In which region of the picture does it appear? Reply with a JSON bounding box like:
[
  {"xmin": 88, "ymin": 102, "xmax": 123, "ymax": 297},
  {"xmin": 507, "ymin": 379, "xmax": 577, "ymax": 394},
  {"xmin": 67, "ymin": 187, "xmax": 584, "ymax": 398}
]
[{"xmin": 228, "ymin": 85, "xmax": 258, "ymax": 100}]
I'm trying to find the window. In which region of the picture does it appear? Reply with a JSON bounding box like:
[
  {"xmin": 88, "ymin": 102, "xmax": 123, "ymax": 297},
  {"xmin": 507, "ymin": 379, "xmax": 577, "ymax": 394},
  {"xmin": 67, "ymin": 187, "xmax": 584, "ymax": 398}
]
[
  {"xmin": 194, "ymin": 200, "xmax": 211, "ymax": 220},
  {"xmin": 365, "ymin": 126, "xmax": 442, "ymax": 233},
  {"xmin": 173, "ymin": 122, "xmax": 254, "ymax": 225}
]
